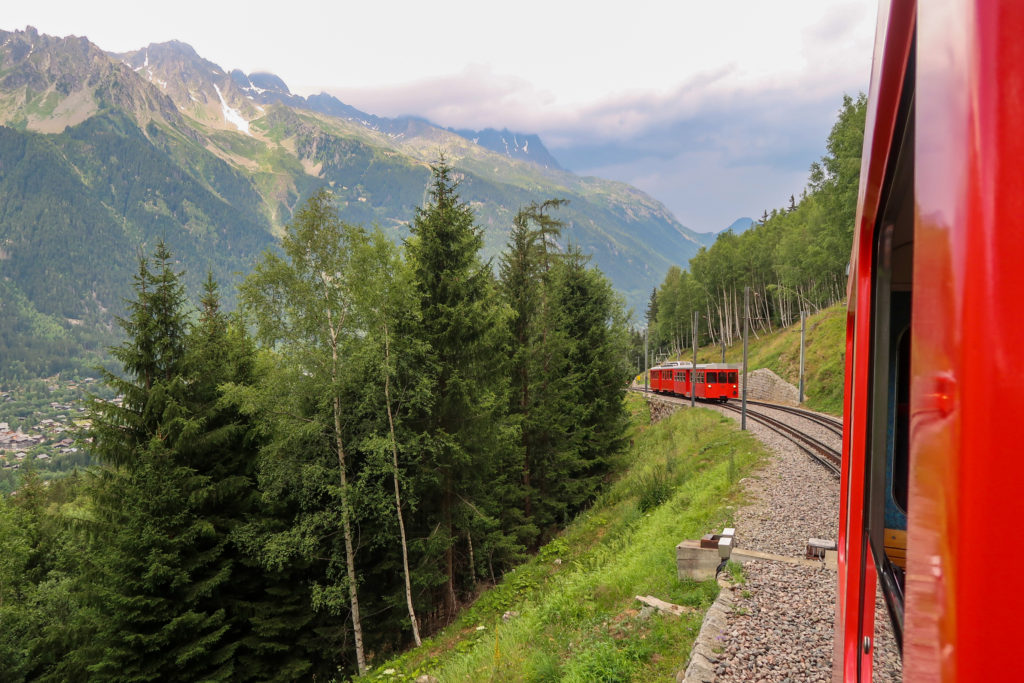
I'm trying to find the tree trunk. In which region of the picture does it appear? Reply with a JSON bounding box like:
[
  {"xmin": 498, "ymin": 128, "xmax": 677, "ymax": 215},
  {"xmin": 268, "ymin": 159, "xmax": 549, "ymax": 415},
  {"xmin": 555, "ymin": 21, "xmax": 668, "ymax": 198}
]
[
  {"xmin": 382, "ymin": 321, "xmax": 421, "ymax": 647},
  {"xmin": 324, "ymin": 293, "xmax": 366, "ymax": 674},
  {"xmin": 467, "ymin": 531, "xmax": 477, "ymax": 592},
  {"xmin": 444, "ymin": 481, "xmax": 456, "ymax": 619}
]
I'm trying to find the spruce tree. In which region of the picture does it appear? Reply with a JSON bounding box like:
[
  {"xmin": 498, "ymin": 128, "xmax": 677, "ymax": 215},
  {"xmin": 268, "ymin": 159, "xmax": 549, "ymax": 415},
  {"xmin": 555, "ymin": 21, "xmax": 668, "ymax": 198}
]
[
  {"xmin": 80, "ymin": 246, "xmax": 277, "ymax": 681},
  {"xmin": 83, "ymin": 244, "xmax": 239, "ymax": 681},
  {"xmin": 405, "ymin": 160, "xmax": 508, "ymax": 617},
  {"xmin": 548, "ymin": 246, "xmax": 633, "ymax": 511},
  {"xmin": 498, "ymin": 200, "xmax": 576, "ymax": 546}
]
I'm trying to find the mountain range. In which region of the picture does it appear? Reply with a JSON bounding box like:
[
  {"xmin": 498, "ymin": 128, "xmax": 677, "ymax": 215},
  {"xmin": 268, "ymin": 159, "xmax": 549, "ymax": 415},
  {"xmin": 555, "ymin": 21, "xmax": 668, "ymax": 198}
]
[{"xmin": 0, "ymin": 26, "xmax": 715, "ymax": 376}]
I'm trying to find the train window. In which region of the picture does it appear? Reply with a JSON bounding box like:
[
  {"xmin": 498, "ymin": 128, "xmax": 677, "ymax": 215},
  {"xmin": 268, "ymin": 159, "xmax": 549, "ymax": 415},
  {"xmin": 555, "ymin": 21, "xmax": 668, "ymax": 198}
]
[
  {"xmin": 730, "ymin": 372, "xmax": 738, "ymax": 383},
  {"xmin": 707, "ymin": 372, "xmax": 718, "ymax": 383},
  {"xmin": 865, "ymin": 43, "xmax": 915, "ymax": 654}
]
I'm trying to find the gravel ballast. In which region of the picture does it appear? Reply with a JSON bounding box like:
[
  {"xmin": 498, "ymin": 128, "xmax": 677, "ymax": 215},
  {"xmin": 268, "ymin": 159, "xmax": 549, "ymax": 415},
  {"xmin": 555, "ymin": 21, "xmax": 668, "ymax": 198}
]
[{"xmin": 660, "ymin": 397, "xmax": 903, "ymax": 682}]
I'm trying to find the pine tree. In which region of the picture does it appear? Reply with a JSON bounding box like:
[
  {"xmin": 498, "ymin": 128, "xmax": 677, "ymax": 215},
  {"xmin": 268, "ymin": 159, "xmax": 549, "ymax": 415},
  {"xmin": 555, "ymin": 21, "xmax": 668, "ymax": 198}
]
[
  {"xmin": 646, "ymin": 287, "xmax": 659, "ymax": 328},
  {"xmin": 498, "ymin": 200, "xmax": 579, "ymax": 546},
  {"xmin": 90, "ymin": 241, "xmax": 188, "ymax": 467},
  {"xmin": 186, "ymin": 275, "xmax": 320, "ymax": 681},
  {"xmin": 81, "ymin": 244, "xmax": 244, "ymax": 681},
  {"xmin": 405, "ymin": 160, "xmax": 508, "ymax": 618},
  {"xmin": 549, "ymin": 246, "xmax": 632, "ymax": 509}
]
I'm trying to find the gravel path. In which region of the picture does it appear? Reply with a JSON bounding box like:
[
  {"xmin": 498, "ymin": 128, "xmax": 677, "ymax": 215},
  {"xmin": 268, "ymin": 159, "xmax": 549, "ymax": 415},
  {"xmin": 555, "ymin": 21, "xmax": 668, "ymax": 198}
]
[{"xmin": 678, "ymin": 399, "xmax": 902, "ymax": 682}]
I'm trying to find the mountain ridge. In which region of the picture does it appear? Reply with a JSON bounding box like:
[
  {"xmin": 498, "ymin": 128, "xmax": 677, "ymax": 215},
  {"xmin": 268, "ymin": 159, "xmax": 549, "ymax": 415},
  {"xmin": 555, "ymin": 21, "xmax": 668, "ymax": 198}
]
[{"xmin": 0, "ymin": 27, "xmax": 706, "ymax": 376}]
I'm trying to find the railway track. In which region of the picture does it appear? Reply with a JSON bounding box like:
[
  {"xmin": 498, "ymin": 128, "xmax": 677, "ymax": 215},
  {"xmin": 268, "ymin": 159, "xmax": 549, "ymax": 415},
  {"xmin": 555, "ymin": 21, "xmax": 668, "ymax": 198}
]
[
  {"xmin": 636, "ymin": 389, "xmax": 842, "ymax": 476},
  {"xmin": 717, "ymin": 401, "xmax": 841, "ymax": 476},
  {"xmin": 742, "ymin": 399, "xmax": 844, "ymax": 436}
]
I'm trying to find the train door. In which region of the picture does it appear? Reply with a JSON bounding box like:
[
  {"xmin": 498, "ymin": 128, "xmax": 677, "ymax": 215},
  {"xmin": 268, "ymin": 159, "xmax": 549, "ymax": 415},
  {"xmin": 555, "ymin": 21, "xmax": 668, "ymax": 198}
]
[
  {"xmin": 836, "ymin": 3, "xmax": 915, "ymax": 680},
  {"xmin": 840, "ymin": 25, "xmax": 915, "ymax": 679}
]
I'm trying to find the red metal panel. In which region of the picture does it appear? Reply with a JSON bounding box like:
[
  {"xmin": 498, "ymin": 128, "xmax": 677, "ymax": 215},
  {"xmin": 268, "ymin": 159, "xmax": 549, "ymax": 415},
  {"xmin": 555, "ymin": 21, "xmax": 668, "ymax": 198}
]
[
  {"xmin": 910, "ymin": 1, "xmax": 1024, "ymax": 679},
  {"xmin": 837, "ymin": 1, "xmax": 914, "ymax": 680}
]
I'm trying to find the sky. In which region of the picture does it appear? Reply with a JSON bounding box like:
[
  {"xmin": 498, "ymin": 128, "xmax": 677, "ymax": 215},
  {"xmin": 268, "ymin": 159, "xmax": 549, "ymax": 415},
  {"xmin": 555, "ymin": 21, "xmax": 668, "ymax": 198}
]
[{"xmin": 2, "ymin": 1, "xmax": 877, "ymax": 233}]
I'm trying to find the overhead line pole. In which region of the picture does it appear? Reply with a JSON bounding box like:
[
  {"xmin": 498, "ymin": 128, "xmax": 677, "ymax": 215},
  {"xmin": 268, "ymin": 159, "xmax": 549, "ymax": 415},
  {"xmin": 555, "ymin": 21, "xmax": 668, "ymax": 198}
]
[
  {"xmin": 691, "ymin": 310, "xmax": 697, "ymax": 408},
  {"xmin": 799, "ymin": 310, "xmax": 807, "ymax": 404},
  {"xmin": 742, "ymin": 286, "xmax": 749, "ymax": 430}
]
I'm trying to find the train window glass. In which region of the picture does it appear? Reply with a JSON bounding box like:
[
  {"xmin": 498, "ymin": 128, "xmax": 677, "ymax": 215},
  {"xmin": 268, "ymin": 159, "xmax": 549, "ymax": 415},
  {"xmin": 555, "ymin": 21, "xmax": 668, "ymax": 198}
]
[
  {"xmin": 865, "ymin": 48, "xmax": 914, "ymax": 653},
  {"xmin": 892, "ymin": 328, "xmax": 910, "ymax": 513},
  {"xmin": 707, "ymin": 372, "xmax": 718, "ymax": 383},
  {"xmin": 730, "ymin": 372, "xmax": 738, "ymax": 383}
]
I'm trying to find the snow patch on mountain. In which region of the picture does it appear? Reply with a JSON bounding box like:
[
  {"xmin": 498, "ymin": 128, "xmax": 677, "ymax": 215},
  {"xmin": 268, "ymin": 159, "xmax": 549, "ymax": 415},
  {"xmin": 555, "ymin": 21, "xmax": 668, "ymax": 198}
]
[{"xmin": 213, "ymin": 84, "xmax": 250, "ymax": 135}]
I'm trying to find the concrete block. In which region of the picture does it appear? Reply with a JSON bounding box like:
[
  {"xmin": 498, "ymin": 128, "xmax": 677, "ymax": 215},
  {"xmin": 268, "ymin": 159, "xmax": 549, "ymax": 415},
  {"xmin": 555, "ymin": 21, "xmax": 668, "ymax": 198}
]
[{"xmin": 677, "ymin": 539, "xmax": 722, "ymax": 581}]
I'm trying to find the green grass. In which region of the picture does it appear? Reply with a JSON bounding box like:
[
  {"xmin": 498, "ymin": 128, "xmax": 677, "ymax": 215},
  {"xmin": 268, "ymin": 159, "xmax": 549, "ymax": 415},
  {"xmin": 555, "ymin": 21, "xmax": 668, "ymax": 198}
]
[{"xmin": 363, "ymin": 395, "xmax": 768, "ymax": 682}]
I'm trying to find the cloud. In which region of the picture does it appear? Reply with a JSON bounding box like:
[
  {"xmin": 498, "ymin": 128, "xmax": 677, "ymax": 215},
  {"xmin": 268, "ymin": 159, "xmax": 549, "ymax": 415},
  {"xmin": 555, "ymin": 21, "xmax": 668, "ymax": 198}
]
[
  {"xmin": 556, "ymin": 90, "xmax": 854, "ymax": 232},
  {"xmin": 583, "ymin": 150, "xmax": 812, "ymax": 234},
  {"xmin": 324, "ymin": 71, "xmax": 861, "ymax": 234}
]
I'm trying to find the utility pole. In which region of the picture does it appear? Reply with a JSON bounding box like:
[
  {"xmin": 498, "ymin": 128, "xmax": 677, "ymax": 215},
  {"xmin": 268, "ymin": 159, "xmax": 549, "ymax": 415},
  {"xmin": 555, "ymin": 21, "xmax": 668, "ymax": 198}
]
[
  {"xmin": 691, "ymin": 311, "xmax": 697, "ymax": 408},
  {"xmin": 644, "ymin": 326, "xmax": 649, "ymax": 393},
  {"xmin": 742, "ymin": 287, "xmax": 749, "ymax": 430},
  {"xmin": 799, "ymin": 310, "xmax": 807, "ymax": 404}
]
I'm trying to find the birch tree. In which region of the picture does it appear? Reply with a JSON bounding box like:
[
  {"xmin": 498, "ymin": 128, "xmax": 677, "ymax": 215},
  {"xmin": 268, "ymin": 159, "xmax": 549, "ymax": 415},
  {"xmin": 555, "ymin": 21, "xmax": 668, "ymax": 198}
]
[{"xmin": 239, "ymin": 189, "xmax": 369, "ymax": 674}]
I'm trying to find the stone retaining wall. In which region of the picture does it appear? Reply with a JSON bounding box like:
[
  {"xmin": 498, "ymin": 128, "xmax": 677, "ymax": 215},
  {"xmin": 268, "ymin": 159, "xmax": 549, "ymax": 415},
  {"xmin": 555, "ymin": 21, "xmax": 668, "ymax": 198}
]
[{"xmin": 741, "ymin": 368, "xmax": 799, "ymax": 405}]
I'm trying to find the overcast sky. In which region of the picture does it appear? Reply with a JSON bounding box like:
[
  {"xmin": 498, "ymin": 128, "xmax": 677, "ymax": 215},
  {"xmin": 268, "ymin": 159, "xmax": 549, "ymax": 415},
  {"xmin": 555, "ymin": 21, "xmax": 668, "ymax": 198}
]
[{"xmin": 3, "ymin": 1, "xmax": 876, "ymax": 233}]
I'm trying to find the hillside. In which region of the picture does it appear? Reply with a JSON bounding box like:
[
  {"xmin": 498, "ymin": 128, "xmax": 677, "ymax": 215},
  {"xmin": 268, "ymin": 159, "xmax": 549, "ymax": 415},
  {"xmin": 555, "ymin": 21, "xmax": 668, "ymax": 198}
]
[
  {"xmin": 367, "ymin": 398, "xmax": 768, "ymax": 680},
  {"xmin": 0, "ymin": 27, "xmax": 708, "ymax": 377}
]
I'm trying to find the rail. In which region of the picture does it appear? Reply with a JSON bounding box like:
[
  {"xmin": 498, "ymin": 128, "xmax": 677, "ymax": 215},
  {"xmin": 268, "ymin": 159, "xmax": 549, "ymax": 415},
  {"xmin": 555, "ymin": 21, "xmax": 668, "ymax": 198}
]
[{"xmin": 636, "ymin": 389, "xmax": 842, "ymax": 476}]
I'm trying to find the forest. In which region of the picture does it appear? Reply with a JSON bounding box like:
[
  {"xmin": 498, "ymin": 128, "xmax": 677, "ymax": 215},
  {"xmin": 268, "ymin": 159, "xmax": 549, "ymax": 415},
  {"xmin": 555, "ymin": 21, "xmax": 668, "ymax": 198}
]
[
  {"xmin": 0, "ymin": 162, "xmax": 634, "ymax": 680},
  {"xmin": 646, "ymin": 94, "xmax": 866, "ymax": 356}
]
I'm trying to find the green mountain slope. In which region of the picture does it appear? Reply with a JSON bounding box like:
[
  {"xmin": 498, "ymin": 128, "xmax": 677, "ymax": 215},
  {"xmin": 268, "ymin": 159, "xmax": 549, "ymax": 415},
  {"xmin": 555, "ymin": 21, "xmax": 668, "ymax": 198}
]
[{"xmin": 0, "ymin": 27, "xmax": 706, "ymax": 376}]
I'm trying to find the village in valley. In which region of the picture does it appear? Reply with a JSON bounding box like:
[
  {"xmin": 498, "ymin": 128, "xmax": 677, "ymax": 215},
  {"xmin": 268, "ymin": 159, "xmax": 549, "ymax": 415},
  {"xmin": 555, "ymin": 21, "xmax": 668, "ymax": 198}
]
[{"xmin": 0, "ymin": 376, "xmax": 105, "ymax": 493}]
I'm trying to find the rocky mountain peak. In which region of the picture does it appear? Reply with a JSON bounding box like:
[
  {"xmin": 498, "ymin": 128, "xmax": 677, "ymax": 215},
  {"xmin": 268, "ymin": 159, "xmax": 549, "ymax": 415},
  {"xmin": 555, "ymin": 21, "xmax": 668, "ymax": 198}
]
[
  {"xmin": 449, "ymin": 126, "xmax": 562, "ymax": 169},
  {"xmin": 0, "ymin": 28, "xmax": 182, "ymax": 133}
]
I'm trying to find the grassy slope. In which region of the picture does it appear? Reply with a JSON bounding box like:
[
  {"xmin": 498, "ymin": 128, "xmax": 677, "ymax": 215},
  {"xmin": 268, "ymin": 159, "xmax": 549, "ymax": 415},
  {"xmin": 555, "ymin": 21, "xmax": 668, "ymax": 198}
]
[
  {"xmin": 663, "ymin": 304, "xmax": 847, "ymax": 416},
  {"xmin": 365, "ymin": 395, "xmax": 769, "ymax": 682}
]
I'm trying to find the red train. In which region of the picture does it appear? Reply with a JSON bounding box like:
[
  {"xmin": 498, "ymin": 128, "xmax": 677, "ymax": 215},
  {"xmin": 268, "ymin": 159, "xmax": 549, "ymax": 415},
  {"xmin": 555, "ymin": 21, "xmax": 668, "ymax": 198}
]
[
  {"xmin": 648, "ymin": 362, "xmax": 739, "ymax": 402},
  {"xmin": 836, "ymin": 0, "xmax": 1024, "ymax": 679}
]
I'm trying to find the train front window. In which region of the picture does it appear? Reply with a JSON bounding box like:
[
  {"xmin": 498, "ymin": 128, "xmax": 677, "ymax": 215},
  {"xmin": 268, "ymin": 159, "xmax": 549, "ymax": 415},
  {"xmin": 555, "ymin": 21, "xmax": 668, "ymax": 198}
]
[{"xmin": 707, "ymin": 372, "xmax": 718, "ymax": 383}]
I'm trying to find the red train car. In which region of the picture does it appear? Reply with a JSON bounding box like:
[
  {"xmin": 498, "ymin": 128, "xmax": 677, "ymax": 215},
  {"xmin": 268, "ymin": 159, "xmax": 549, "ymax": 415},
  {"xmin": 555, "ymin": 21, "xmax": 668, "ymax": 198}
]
[
  {"xmin": 836, "ymin": 1, "xmax": 1024, "ymax": 679},
  {"xmin": 671, "ymin": 365, "xmax": 691, "ymax": 396},
  {"xmin": 692, "ymin": 364, "xmax": 739, "ymax": 403},
  {"xmin": 650, "ymin": 361, "xmax": 683, "ymax": 394},
  {"xmin": 646, "ymin": 362, "xmax": 738, "ymax": 402}
]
